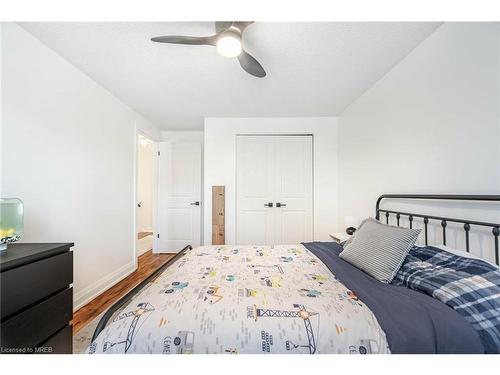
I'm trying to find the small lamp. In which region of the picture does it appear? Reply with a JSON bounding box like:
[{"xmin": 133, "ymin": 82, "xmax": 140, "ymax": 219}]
[{"xmin": 344, "ymin": 216, "xmax": 358, "ymax": 236}]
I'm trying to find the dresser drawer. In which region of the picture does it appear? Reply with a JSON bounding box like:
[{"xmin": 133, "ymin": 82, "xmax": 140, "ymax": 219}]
[
  {"xmin": 0, "ymin": 251, "xmax": 73, "ymax": 319},
  {"xmin": 35, "ymin": 325, "xmax": 73, "ymax": 354},
  {"xmin": 0, "ymin": 287, "xmax": 72, "ymax": 350}
]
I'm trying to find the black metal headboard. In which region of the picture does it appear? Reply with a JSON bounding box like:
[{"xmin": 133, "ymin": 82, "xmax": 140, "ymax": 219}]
[{"xmin": 375, "ymin": 194, "xmax": 500, "ymax": 265}]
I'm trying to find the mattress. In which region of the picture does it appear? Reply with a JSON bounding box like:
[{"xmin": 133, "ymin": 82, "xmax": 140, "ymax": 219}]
[
  {"xmin": 89, "ymin": 242, "xmax": 484, "ymax": 354},
  {"xmin": 89, "ymin": 244, "xmax": 390, "ymax": 354}
]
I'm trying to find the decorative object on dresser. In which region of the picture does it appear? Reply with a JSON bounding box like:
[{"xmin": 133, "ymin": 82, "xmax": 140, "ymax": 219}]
[
  {"xmin": 212, "ymin": 186, "xmax": 225, "ymax": 245},
  {"xmin": 0, "ymin": 243, "xmax": 74, "ymax": 354},
  {"xmin": 0, "ymin": 198, "xmax": 24, "ymax": 253}
]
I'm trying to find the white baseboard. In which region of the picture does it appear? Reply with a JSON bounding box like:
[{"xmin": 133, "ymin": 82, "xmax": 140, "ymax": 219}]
[{"xmin": 73, "ymin": 261, "xmax": 137, "ymax": 311}]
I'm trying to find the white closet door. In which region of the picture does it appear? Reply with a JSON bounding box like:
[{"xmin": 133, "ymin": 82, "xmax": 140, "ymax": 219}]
[
  {"xmin": 157, "ymin": 141, "xmax": 202, "ymax": 252},
  {"xmin": 274, "ymin": 136, "xmax": 313, "ymax": 244},
  {"xmin": 236, "ymin": 135, "xmax": 313, "ymax": 245},
  {"xmin": 236, "ymin": 136, "xmax": 275, "ymax": 245}
]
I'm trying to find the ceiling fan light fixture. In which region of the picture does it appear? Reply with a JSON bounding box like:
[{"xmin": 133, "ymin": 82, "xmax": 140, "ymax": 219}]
[
  {"xmin": 150, "ymin": 22, "xmax": 265, "ymax": 77},
  {"xmin": 216, "ymin": 32, "xmax": 242, "ymax": 58}
]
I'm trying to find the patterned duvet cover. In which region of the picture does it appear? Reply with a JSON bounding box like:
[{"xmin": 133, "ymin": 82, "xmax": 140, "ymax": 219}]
[{"xmin": 89, "ymin": 245, "xmax": 390, "ymax": 354}]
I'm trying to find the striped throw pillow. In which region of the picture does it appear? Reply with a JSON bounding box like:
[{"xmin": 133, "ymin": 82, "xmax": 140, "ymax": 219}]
[{"xmin": 339, "ymin": 218, "xmax": 421, "ymax": 283}]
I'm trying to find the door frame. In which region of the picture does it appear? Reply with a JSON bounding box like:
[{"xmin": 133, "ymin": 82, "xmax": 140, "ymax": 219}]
[
  {"xmin": 134, "ymin": 128, "xmax": 159, "ymax": 266},
  {"xmin": 235, "ymin": 133, "xmax": 314, "ymax": 245}
]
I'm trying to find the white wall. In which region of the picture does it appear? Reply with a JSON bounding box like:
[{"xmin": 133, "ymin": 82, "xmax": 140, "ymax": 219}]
[
  {"xmin": 1, "ymin": 23, "xmax": 161, "ymax": 309},
  {"xmin": 0, "ymin": 23, "xmax": 3, "ymax": 191},
  {"xmin": 338, "ymin": 23, "xmax": 500, "ymax": 263},
  {"xmin": 204, "ymin": 117, "xmax": 338, "ymax": 245},
  {"xmin": 161, "ymin": 130, "xmax": 204, "ymax": 143}
]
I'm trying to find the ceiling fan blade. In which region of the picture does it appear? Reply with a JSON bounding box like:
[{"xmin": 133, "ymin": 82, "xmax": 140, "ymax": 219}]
[
  {"xmin": 151, "ymin": 35, "xmax": 216, "ymax": 46},
  {"xmin": 237, "ymin": 50, "xmax": 266, "ymax": 78},
  {"xmin": 234, "ymin": 22, "xmax": 254, "ymax": 32},
  {"xmin": 215, "ymin": 22, "xmax": 234, "ymax": 34}
]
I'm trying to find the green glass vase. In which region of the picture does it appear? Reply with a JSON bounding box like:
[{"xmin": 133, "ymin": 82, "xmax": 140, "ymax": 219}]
[{"xmin": 0, "ymin": 198, "xmax": 24, "ymax": 252}]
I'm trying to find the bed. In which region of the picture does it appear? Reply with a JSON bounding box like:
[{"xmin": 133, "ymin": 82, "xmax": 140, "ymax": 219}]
[{"xmin": 89, "ymin": 194, "xmax": 500, "ymax": 354}]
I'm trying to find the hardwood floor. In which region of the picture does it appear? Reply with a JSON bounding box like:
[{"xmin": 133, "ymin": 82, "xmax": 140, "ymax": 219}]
[
  {"xmin": 137, "ymin": 231, "xmax": 153, "ymax": 240},
  {"xmin": 72, "ymin": 250, "xmax": 175, "ymax": 334}
]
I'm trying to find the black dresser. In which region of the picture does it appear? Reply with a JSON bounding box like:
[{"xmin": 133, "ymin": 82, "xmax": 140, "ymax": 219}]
[{"xmin": 0, "ymin": 243, "xmax": 74, "ymax": 354}]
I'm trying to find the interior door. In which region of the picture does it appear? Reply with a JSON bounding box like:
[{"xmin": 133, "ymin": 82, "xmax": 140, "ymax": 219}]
[
  {"xmin": 157, "ymin": 141, "xmax": 202, "ymax": 252},
  {"xmin": 274, "ymin": 136, "xmax": 313, "ymax": 244},
  {"xmin": 236, "ymin": 135, "xmax": 313, "ymax": 245},
  {"xmin": 236, "ymin": 136, "xmax": 275, "ymax": 245}
]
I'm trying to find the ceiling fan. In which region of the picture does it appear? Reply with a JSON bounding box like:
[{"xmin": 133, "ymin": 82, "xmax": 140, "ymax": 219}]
[{"xmin": 151, "ymin": 21, "xmax": 266, "ymax": 78}]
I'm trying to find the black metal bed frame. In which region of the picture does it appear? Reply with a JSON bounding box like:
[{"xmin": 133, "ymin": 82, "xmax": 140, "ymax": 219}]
[
  {"xmin": 375, "ymin": 194, "xmax": 500, "ymax": 265},
  {"xmin": 91, "ymin": 194, "xmax": 500, "ymax": 343}
]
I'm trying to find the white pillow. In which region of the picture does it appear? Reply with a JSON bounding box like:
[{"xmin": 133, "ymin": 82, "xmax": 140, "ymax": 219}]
[
  {"xmin": 339, "ymin": 218, "xmax": 421, "ymax": 283},
  {"xmin": 434, "ymin": 245, "xmax": 499, "ymax": 268}
]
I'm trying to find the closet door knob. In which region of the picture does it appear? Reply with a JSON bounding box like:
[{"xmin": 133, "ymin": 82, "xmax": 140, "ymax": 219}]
[
  {"xmin": 264, "ymin": 202, "xmax": 273, "ymax": 207},
  {"xmin": 190, "ymin": 201, "xmax": 200, "ymax": 206},
  {"xmin": 276, "ymin": 202, "xmax": 287, "ymax": 208}
]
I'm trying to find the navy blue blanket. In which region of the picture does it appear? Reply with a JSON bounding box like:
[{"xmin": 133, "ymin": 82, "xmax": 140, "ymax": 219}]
[{"xmin": 302, "ymin": 241, "xmax": 484, "ymax": 353}]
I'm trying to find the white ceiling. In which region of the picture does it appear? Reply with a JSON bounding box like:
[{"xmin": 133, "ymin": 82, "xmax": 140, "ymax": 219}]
[{"xmin": 20, "ymin": 22, "xmax": 441, "ymax": 130}]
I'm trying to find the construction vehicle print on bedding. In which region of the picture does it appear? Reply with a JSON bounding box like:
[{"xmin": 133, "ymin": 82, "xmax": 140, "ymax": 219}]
[{"xmin": 89, "ymin": 245, "xmax": 390, "ymax": 354}]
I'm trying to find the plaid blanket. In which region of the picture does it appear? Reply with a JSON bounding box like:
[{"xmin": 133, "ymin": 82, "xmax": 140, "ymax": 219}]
[{"xmin": 393, "ymin": 246, "xmax": 500, "ymax": 353}]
